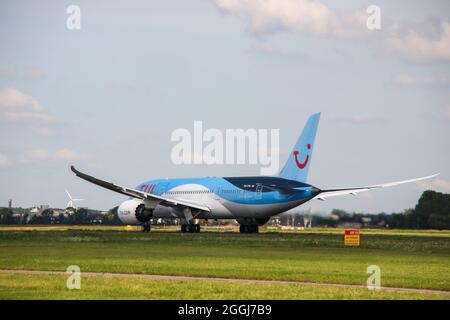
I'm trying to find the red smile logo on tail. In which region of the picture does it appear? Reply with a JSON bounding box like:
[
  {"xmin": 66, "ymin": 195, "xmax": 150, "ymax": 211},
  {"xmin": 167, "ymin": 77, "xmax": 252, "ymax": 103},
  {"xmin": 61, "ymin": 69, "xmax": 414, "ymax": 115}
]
[{"xmin": 293, "ymin": 144, "xmax": 311, "ymax": 169}]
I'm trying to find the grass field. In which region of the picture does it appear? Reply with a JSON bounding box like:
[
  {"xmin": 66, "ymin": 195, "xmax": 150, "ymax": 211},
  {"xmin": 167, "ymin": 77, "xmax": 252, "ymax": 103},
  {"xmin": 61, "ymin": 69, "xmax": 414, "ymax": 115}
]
[
  {"xmin": 0, "ymin": 226, "xmax": 449, "ymax": 299},
  {"xmin": 2, "ymin": 225, "xmax": 450, "ymax": 237},
  {"xmin": 1, "ymin": 274, "xmax": 448, "ymax": 300}
]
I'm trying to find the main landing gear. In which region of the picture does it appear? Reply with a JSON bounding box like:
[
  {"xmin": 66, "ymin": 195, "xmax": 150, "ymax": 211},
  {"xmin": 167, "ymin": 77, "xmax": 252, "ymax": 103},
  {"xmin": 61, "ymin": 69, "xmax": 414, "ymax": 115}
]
[
  {"xmin": 239, "ymin": 225, "xmax": 259, "ymax": 233},
  {"xmin": 180, "ymin": 208, "xmax": 201, "ymax": 233},
  {"xmin": 181, "ymin": 224, "xmax": 201, "ymax": 233},
  {"xmin": 237, "ymin": 217, "xmax": 269, "ymax": 234},
  {"xmin": 141, "ymin": 222, "xmax": 151, "ymax": 233}
]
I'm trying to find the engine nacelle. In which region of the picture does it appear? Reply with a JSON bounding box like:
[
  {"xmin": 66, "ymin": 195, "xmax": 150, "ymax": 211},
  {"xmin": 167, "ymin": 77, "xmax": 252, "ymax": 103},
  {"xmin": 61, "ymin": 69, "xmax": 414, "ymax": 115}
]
[{"xmin": 118, "ymin": 199, "xmax": 153, "ymax": 225}]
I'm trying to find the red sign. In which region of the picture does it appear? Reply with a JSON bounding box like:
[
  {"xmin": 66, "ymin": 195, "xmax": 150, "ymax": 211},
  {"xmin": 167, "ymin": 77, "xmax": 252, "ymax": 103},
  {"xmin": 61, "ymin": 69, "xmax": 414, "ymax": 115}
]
[
  {"xmin": 344, "ymin": 229, "xmax": 360, "ymax": 246},
  {"xmin": 345, "ymin": 229, "xmax": 360, "ymax": 236}
]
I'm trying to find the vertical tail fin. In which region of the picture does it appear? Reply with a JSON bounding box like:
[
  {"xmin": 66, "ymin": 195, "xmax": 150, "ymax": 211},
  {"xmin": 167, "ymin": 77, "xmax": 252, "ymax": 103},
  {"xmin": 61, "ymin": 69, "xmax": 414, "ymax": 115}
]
[{"xmin": 279, "ymin": 113, "xmax": 320, "ymax": 182}]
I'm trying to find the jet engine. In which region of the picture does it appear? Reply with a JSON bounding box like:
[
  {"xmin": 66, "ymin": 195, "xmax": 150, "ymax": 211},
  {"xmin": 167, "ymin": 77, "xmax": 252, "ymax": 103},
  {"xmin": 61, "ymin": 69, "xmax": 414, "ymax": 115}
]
[{"xmin": 118, "ymin": 199, "xmax": 153, "ymax": 225}]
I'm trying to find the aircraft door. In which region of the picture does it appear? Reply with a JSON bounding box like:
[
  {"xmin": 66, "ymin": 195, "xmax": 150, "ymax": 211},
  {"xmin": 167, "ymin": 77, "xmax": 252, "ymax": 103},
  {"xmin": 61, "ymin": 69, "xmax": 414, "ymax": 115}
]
[
  {"xmin": 255, "ymin": 184, "xmax": 263, "ymax": 200},
  {"xmin": 214, "ymin": 186, "xmax": 221, "ymax": 200}
]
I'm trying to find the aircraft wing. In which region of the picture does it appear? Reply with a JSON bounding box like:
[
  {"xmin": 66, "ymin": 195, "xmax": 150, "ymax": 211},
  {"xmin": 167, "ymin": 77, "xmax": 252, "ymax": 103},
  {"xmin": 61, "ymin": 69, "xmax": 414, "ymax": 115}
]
[
  {"xmin": 70, "ymin": 166, "xmax": 211, "ymax": 212},
  {"xmin": 315, "ymin": 173, "xmax": 439, "ymax": 201}
]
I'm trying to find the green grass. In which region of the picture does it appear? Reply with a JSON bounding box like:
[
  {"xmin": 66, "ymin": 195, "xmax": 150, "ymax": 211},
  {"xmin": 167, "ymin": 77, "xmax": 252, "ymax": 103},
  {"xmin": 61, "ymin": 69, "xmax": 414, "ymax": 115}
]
[
  {"xmin": 2, "ymin": 225, "xmax": 450, "ymax": 237},
  {"xmin": 0, "ymin": 274, "xmax": 448, "ymax": 300},
  {"xmin": 265, "ymin": 227, "xmax": 450, "ymax": 238},
  {"xmin": 0, "ymin": 227, "xmax": 449, "ymax": 299}
]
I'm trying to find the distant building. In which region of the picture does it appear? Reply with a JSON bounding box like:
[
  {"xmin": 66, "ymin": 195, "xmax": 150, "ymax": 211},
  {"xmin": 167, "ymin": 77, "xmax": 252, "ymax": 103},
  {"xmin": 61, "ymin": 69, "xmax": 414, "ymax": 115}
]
[
  {"xmin": 52, "ymin": 210, "xmax": 62, "ymax": 217},
  {"xmin": 30, "ymin": 207, "xmax": 39, "ymax": 214},
  {"xmin": 338, "ymin": 222, "xmax": 362, "ymax": 228},
  {"xmin": 30, "ymin": 204, "xmax": 50, "ymax": 215},
  {"xmin": 64, "ymin": 207, "xmax": 76, "ymax": 215}
]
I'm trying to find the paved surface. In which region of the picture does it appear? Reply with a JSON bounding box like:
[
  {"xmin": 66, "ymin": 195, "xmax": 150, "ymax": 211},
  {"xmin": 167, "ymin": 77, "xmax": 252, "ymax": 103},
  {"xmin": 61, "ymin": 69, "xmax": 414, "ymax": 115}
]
[{"xmin": 1, "ymin": 269, "xmax": 449, "ymax": 295}]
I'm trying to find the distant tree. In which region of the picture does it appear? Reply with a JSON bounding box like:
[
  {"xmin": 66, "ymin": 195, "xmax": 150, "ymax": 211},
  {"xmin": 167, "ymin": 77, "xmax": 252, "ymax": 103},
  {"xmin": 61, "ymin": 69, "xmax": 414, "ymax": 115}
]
[
  {"xmin": 21, "ymin": 213, "xmax": 29, "ymax": 224},
  {"xmin": 0, "ymin": 208, "xmax": 14, "ymax": 224},
  {"xmin": 313, "ymin": 215, "xmax": 338, "ymax": 228},
  {"xmin": 385, "ymin": 191, "xmax": 450, "ymax": 229},
  {"xmin": 103, "ymin": 206, "xmax": 121, "ymax": 225},
  {"xmin": 428, "ymin": 213, "xmax": 449, "ymax": 230},
  {"xmin": 69, "ymin": 208, "xmax": 90, "ymax": 224},
  {"xmin": 413, "ymin": 190, "xmax": 450, "ymax": 229},
  {"xmin": 386, "ymin": 212, "xmax": 405, "ymax": 229},
  {"xmin": 58, "ymin": 213, "xmax": 68, "ymax": 224},
  {"xmin": 331, "ymin": 209, "xmax": 350, "ymax": 219}
]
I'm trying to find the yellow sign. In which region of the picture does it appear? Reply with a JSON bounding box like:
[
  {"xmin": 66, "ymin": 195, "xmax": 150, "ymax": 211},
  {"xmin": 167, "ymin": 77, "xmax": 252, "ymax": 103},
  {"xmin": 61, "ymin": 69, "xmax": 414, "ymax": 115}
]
[
  {"xmin": 344, "ymin": 229, "xmax": 360, "ymax": 246},
  {"xmin": 124, "ymin": 225, "xmax": 134, "ymax": 231}
]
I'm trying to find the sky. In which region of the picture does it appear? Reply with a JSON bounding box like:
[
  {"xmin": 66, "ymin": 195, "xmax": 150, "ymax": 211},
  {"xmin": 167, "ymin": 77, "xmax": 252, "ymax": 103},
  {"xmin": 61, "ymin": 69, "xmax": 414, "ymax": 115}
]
[{"xmin": 0, "ymin": 0, "xmax": 449, "ymax": 213}]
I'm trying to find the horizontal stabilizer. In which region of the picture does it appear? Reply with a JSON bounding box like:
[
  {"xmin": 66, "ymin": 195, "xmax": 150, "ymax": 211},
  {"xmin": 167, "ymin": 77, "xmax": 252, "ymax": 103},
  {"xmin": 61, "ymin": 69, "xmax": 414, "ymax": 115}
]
[{"xmin": 315, "ymin": 173, "xmax": 439, "ymax": 201}]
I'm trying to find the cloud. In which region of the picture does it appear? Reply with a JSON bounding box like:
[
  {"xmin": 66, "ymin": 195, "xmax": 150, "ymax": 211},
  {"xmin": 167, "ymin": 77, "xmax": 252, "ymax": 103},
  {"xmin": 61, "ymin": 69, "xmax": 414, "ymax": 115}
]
[
  {"xmin": 0, "ymin": 87, "xmax": 54, "ymax": 123},
  {"xmin": 393, "ymin": 73, "xmax": 450, "ymax": 86},
  {"xmin": 0, "ymin": 153, "xmax": 11, "ymax": 167},
  {"xmin": 0, "ymin": 64, "xmax": 17, "ymax": 80},
  {"xmin": 424, "ymin": 103, "xmax": 450, "ymax": 122},
  {"xmin": 386, "ymin": 22, "xmax": 450, "ymax": 62},
  {"xmin": 215, "ymin": 2, "xmax": 450, "ymax": 64},
  {"xmin": 20, "ymin": 148, "xmax": 92, "ymax": 163},
  {"xmin": 32, "ymin": 127, "xmax": 57, "ymax": 137},
  {"xmin": 215, "ymin": 0, "xmax": 367, "ymax": 38},
  {"xmin": 0, "ymin": 64, "xmax": 45, "ymax": 81},
  {"xmin": 22, "ymin": 67, "xmax": 46, "ymax": 81},
  {"xmin": 0, "ymin": 87, "xmax": 41, "ymax": 110},
  {"xmin": 54, "ymin": 148, "xmax": 92, "ymax": 161},
  {"xmin": 20, "ymin": 149, "xmax": 50, "ymax": 162},
  {"xmin": 417, "ymin": 178, "xmax": 450, "ymax": 193}
]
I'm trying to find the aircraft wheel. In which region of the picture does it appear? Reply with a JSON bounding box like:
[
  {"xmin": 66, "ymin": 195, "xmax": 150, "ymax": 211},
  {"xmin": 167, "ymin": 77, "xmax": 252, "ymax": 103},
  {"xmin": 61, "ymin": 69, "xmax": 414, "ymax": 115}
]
[
  {"xmin": 182, "ymin": 224, "xmax": 200, "ymax": 233},
  {"xmin": 142, "ymin": 223, "xmax": 151, "ymax": 233},
  {"xmin": 239, "ymin": 225, "xmax": 258, "ymax": 233},
  {"xmin": 240, "ymin": 225, "xmax": 249, "ymax": 233}
]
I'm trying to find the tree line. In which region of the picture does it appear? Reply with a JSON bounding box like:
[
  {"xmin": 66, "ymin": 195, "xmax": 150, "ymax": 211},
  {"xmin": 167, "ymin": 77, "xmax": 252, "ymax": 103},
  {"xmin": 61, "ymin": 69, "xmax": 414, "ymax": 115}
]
[
  {"xmin": 307, "ymin": 190, "xmax": 449, "ymax": 229},
  {"xmin": 0, "ymin": 206, "xmax": 122, "ymax": 225},
  {"xmin": 0, "ymin": 190, "xmax": 449, "ymax": 229}
]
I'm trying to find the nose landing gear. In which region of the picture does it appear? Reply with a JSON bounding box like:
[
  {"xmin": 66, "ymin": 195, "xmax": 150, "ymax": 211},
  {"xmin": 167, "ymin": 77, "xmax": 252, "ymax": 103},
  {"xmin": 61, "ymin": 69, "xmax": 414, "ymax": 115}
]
[{"xmin": 141, "ymin": 222, "xmax": 151, "ymax": 233}]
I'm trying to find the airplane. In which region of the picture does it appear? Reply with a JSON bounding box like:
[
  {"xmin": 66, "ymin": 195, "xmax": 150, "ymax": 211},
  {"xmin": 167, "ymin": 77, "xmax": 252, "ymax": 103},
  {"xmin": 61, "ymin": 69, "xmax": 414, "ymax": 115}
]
[{"xmin": 70, "ymin": 113, "xmax": 438, "ymax": 233}]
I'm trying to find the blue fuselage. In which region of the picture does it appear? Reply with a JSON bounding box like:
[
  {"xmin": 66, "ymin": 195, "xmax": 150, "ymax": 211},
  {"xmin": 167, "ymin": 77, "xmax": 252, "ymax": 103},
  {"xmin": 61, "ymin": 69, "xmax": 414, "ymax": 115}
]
[{"xmin": 133, "ymin": 176, "xmax": 318, "ymax": 219}]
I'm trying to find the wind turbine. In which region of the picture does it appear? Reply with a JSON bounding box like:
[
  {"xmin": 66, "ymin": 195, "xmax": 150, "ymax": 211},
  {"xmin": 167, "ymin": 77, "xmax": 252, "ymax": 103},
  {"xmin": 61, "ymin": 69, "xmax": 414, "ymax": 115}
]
[{"xmin": 65, "ymin": 189, "xmax": 83, "ymax": 209}]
